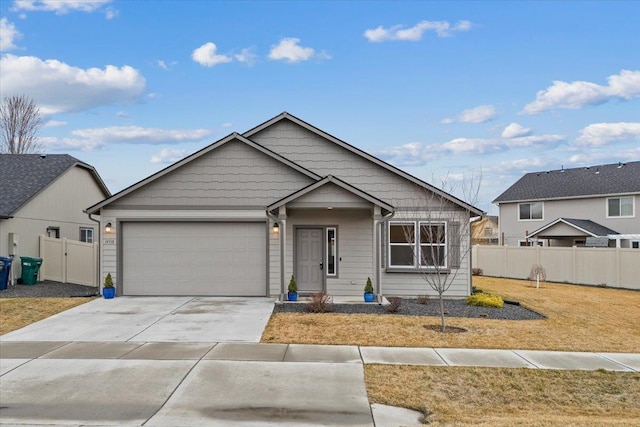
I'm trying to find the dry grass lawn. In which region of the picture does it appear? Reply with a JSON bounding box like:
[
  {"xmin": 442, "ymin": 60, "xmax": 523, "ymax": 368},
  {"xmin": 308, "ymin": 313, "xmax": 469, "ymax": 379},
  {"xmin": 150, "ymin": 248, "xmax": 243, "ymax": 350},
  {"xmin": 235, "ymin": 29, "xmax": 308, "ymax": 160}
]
[
  {"xmin": 261, "ymin": 277, "xmax": 640, "ymax": 352},
  {"xmin": 0, "ymin": 298, "xmax": 94, "ymax": 335},
  {"xmin": 365, "ymin": 365, "xmax": 640, "ymax": 426}
]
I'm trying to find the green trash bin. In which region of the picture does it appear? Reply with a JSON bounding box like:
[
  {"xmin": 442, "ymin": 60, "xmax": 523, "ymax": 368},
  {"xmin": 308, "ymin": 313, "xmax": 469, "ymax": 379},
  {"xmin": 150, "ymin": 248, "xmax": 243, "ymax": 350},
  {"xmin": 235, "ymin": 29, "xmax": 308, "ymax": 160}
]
[{"xmin": 20, "ymin": 256, "xmax": 43, "ymax": 285}]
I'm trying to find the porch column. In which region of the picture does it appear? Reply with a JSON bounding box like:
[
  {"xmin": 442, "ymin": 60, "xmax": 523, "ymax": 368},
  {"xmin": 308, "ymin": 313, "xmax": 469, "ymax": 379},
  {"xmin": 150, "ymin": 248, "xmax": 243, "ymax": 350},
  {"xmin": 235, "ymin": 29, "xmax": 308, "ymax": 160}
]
[
  {"xmin": 278, "ymin": 205, "xmax": 287, "ymax": 300},
  {"xmin": 373, "ymin": 206, "xmax": 383, "ymax": 299}
]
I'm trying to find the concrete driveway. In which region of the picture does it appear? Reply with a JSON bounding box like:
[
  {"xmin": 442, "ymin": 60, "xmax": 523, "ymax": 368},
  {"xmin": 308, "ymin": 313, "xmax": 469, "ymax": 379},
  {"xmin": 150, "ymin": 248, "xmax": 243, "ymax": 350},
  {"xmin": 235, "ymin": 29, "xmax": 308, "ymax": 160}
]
[{"xmin": 1, "ymin": 296, "xmax": 276, "ymax": 343}]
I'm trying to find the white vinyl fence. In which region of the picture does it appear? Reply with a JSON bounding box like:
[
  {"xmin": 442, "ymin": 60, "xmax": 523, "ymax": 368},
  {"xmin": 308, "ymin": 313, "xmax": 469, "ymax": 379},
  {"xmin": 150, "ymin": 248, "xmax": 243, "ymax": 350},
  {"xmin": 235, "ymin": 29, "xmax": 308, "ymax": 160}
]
[
  {"xmin": 472, "ymin": 245, "xmax": 640, "ymax": 290},
  {"xmin": 39, "ymin": 235, "xmax": 98, "ymax": 287}
]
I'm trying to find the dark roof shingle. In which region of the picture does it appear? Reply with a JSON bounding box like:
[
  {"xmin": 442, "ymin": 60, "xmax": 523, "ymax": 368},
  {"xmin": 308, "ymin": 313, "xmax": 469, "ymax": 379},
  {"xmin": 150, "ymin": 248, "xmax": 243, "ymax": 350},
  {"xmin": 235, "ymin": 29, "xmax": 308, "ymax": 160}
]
[
  {"xmin": 0, "ymin": 154, "xmax": 100, "ymax": 218},
  {"xmin": 493, "ymin": 161, "xmax": 640, "ymax": 203}
]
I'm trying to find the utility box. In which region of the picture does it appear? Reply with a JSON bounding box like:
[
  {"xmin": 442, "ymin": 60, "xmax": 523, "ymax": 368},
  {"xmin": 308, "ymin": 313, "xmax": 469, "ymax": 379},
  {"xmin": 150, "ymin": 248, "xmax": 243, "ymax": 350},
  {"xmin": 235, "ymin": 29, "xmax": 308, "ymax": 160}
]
[{"xmin": 8, "ymin": 233, "xmax": 19, "ymax": 256}]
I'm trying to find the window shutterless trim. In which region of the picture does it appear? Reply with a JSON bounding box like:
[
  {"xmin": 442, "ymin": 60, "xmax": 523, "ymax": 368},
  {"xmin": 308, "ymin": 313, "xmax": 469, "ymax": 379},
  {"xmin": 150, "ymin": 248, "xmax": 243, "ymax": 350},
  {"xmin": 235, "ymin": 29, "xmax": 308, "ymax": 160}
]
[
  {"xmin": 606, "ymin": 196, "xmax": 635, "ymax": 218},
  {"xmin": 517, "ymin": 202, "xmax": 544, "ymax": 221}
]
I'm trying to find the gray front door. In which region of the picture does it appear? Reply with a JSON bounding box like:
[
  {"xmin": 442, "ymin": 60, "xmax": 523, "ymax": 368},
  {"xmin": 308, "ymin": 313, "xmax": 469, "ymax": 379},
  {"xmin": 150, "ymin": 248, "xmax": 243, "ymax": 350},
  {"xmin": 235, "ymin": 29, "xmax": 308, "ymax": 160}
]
[{"xmin": 296, "ymin": 228, "xmax": 324, "ymax": 293}]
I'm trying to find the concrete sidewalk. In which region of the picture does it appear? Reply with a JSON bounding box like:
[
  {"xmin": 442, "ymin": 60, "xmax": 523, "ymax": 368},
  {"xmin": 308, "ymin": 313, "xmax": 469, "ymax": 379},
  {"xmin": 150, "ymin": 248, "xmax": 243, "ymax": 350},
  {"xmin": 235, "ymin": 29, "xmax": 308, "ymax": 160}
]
[{"xmin": 2, "ymin": 341, "xmax": 638, "ymax": 371}]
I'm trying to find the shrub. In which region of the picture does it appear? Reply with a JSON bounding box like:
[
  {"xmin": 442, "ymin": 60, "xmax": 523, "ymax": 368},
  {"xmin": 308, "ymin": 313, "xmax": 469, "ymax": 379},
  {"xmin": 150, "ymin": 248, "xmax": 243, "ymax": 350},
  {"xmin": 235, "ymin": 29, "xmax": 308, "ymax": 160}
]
[
  {"xmin": 417, "ymin": 294, "xmax": 430, "ymax": 304},
  {"xmin": 386, "ymin": 296, "xmax": 402, "ymax": 313},
  {"xmin": 364, "ymin": 277, "xmax": 374, "ymax": 294},
  {"xmin": 306, "ymin": 292, "xmax": 332, "ymax": 313},
  {"xmin": 288, "ymin": 275, "xmax": 297, "ymax": 293},
  {"xmin": 466, "ymin": 293, "xmax": 504, "ymax": 308},
  {"xmin": 104, "ymin": 273, "xmax": 114, "ymax": 288},
  {"xmin": 471, "ymin": 268, "xmax": 483, "ymax": 276}
]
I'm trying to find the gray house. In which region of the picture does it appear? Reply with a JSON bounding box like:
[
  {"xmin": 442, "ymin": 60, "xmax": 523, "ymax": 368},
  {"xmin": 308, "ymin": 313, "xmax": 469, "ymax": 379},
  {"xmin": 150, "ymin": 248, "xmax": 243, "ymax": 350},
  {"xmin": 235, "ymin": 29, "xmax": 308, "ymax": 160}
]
[
  {"xmin": 0, "ymin": 154, "xmax": 110, "ymax": 277},
  {"xmin": 493, "ymin": 161, "xmax": 640, "ymax": 248},
  {"xmin": 87, "ymin": 113, "xmax": 482, "ymax": 298}
]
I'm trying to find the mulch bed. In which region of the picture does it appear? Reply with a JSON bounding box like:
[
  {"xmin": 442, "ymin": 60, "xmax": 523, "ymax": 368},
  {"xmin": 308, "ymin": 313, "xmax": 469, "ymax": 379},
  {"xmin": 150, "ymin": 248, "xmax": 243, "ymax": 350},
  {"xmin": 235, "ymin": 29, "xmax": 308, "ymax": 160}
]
[
  {"xmin": 274, "ymin": 298, "xmax": 545, "ymax": 320},
  {"xmin": 0, "ymin": 280, "xmax": 99, "ymax": 298}
]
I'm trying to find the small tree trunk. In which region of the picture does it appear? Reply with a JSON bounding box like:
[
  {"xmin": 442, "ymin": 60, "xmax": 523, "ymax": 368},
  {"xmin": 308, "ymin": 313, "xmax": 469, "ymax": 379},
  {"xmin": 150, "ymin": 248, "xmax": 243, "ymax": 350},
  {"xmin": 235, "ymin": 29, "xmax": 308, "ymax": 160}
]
[{"xmin": 439, "ymin": 293, "xmax": 446, "ymax": 332}]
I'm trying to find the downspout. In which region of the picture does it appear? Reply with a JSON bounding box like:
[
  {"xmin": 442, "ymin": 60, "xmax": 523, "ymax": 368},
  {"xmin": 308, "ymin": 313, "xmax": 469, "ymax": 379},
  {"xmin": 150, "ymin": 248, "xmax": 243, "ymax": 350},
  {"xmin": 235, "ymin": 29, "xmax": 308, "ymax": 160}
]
[
  {"xmin": 87, "ymin": 211, "xmax": 101, "ymax": 292},
  {"xmin": 266, "ymin": 211, "xmax": 285, "ymax": 301},
  {"xmin": 374, "ymin": 210, "xmax": 395, "ymax": 302}
]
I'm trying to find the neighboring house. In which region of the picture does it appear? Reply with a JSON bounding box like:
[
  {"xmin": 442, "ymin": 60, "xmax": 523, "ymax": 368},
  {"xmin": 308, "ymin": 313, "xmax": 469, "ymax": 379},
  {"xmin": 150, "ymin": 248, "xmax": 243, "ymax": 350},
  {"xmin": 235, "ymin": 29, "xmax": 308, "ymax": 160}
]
[
  {"xmin": 0, "ymin": 154, "xmax": 110, "ymax": 278},
  {"xmin": 493, "ymin": 161, "xmax": 640, "ymax": 248},
  {"xmin": 472, "ymin": 215, "xmax": 499, "ymax": 245},
  {"xmin": 87, "ymin": 112, "xmax": 483, "ymax": 298}
]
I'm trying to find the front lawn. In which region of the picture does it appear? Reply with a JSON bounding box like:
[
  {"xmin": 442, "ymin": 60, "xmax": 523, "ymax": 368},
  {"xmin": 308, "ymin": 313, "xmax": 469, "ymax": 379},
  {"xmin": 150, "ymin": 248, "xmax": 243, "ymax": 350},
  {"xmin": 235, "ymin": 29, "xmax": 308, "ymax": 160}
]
[
  {"xmin": 261, "ymin": 277, "xmax": 640, "ymax": 352},
  {"xmin": 0, "ymin": 298, "xmax": 94, "ymax": 335}
]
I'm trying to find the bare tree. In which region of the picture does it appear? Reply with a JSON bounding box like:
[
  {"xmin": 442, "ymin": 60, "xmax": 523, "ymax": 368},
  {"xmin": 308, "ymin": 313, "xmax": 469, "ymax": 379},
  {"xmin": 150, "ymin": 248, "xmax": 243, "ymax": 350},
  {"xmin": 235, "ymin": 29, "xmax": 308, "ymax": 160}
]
[
  {"xmin": 0, "ymin": 95, "xmax": 43, "ymax": 154},
  {"xmin": 398, "ymin": 172, "xmax": 482, "ymax": 332}
]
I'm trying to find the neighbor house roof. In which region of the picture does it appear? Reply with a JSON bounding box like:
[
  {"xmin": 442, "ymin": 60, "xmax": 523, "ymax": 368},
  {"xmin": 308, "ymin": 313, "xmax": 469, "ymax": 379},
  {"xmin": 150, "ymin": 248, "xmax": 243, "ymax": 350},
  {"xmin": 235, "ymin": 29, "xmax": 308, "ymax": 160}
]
[
  {"xmin": 0, "ymin": 154, "xmax": 110, "ymax": 219},
  {"xmin": 245, "ymin": 112, "xmax": 484, "ymax": 216},
  {"xmin": 529, "ymin": 218, "xmax": 619, "ymax": 238},
  {"xmin": 493, "ymin": 161, "xmax": 640, "ymax": 203}
]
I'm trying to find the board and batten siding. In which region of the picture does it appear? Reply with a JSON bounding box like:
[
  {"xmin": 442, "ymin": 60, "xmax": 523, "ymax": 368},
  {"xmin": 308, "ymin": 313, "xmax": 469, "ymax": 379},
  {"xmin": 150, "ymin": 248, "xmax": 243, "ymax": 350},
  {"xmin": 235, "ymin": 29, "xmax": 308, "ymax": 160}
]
[
  {"xmin": 250, "ymin": 120, "xmax": 458, "ymax": 210},
  {"xmin": 110, "ymin": 139, "xmax": 315, "ymax": 208}
]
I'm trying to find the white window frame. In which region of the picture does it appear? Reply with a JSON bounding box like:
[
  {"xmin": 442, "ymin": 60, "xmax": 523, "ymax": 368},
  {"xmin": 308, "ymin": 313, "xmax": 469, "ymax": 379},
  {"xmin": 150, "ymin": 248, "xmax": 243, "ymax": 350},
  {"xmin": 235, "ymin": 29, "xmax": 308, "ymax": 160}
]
[
  {"xmin": 606, "ymin": 196, "xmax": 635, "ymax": 218},
  {"xmin": 518, "ymin": 202, "xmax": 544, "ymax": 221},
  {"xmin": 80, "ymin": 227, "xmax": 94, "ymax": 243},
  {"xmin": 388, "ymin": 221, "xmax": 447, "ymax": 269},
  {"xmin": 518, "ymin": 240, "xmax": 543, "ymax": 247},
  {"xmin": 326, "ymin": 227, "xmax": 337, "ymax": 277}
]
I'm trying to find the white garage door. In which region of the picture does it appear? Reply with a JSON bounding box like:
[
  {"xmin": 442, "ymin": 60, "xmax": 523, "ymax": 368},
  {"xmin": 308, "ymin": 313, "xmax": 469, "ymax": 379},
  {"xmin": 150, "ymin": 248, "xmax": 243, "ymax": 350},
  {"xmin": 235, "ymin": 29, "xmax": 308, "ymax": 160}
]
[{"xmin": 122, "ymin": 222, "xmax": 266, "ymax": 296}]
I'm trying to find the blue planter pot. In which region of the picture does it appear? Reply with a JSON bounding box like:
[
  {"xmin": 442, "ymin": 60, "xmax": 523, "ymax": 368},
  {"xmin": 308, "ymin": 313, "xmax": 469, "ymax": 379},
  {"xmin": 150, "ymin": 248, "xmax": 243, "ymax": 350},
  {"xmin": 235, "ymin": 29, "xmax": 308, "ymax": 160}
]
[
  {"xmin": 103, "ymin": 287, "xmax": 115, "ymax": 299},
  {"xmin": 364, "ymin": 292, "xmax": 375, "ymax": 303},
  {"xmin": 288, "ymin": 292, "xmax": 298, "ymax": 301}
]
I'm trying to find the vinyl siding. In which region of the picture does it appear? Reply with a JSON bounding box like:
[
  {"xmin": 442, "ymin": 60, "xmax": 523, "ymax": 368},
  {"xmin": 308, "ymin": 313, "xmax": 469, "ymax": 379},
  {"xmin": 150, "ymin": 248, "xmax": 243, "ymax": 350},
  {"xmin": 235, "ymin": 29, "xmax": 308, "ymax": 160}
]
[
  {"xmin": 288, "ymin": 183, "xmax": 372, "ymax": 208},
  {"xmin": 499, "ymin": 194, "xmax": 640, "ymax": 246},
  {"xmin": 111, "ymin": 139, "xmax": 314, "ymax": 208},
  {"xmin": 1, "ymin": 167, "xmax": 106, "ymax": 277},
  {"xmin": 250, "ymin": 120, "xmax": 458, "ymax": 210}
]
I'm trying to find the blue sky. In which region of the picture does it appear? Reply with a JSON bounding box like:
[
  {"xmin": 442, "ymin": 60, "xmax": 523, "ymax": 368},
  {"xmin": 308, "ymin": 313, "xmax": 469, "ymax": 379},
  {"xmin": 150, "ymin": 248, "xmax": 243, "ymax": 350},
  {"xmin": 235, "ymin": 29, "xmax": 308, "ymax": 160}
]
[{"xmin": 1, "ymin": 0, "xmax": 639, "ymax": 214}]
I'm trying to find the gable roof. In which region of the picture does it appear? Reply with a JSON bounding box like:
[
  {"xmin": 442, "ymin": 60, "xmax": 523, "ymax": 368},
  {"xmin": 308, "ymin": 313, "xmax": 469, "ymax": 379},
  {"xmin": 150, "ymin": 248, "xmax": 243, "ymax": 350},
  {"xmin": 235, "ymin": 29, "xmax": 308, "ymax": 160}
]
[
  {"xmin": 493, "ymin": 161, "xmax": 640, "ymax": 203},
  {"xmin": 268, "ymin": 175, "xmax": 395, "ymax": 213},
  {"xmin": 86, "ymin": 132, "xmax": 321, "ymax": 214},
  {"xmin": 0, "ymin": 154, "xmax": 110, "ymax": 219},
  {"xmin": 245, "ymin": 112, "xmax": 483, "ymax": 216},
  {"xmin": 529, "ymin": 218, "xmax": 619, "ymax": 238}
]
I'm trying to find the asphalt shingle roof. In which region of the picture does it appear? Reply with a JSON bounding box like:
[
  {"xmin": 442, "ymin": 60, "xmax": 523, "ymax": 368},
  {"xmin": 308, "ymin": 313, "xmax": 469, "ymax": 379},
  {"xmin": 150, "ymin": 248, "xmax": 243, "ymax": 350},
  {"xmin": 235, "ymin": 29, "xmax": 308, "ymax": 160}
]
[
  {"xmin": 493, "ymin": 161, "xmax": 640, "ymax": 203},
  {"xmin": 0, "ymin": 154, "xmax": 85, "ymax": 218},
  {"xmin": 560, "ymin": 218, "xmax": 619, "ymax": 236}
]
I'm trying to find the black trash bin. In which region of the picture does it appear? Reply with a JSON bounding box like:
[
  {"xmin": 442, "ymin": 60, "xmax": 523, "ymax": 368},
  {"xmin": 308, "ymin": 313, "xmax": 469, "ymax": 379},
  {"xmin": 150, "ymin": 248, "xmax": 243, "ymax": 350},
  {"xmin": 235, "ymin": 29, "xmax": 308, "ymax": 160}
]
[{"xmin": 0, "ymin": 256, "xmax": 13, "ymax": 291}]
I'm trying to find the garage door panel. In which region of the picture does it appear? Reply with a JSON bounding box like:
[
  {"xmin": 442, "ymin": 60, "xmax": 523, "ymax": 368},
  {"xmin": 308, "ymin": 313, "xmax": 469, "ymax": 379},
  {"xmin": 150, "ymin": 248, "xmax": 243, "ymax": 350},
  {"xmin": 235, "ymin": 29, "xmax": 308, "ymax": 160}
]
[{"xmin": 122, "ymin": 222, "xmax": 266, "ymax": 296}]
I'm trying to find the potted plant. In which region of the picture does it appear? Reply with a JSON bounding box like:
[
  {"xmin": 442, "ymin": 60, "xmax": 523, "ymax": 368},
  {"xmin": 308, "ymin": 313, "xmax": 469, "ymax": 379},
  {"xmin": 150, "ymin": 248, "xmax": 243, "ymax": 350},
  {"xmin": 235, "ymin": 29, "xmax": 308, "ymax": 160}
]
[
  {"xmin": 364, "ymin": 277, "xmax": 375, "ymax": 302},
  {"xmin": 103, "ymin": 273, "xmax": 115, "ymax": 299},
  {"xmin": 287, "ymin": 275, "xmax": 298, "ymax": 301}
]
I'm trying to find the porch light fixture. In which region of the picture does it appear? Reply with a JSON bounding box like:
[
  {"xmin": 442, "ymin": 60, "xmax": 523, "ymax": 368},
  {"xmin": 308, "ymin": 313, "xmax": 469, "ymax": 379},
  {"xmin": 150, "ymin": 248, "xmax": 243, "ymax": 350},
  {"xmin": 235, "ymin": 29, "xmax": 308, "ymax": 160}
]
[
  {"xmin": 272, "ymin": 222, "xmax": 280, "ymax": 233},
  {"xmin": 105, "ymin": 222, "xmax": 112, "ymax": 233}
]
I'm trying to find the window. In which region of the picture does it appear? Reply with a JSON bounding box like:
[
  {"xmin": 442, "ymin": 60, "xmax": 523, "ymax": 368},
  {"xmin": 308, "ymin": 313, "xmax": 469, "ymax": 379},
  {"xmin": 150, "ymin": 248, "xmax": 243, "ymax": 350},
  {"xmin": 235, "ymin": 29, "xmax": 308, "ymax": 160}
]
[
  {"xmin": 607, "ymin": 197, "xmax": 634, "ymax": 218},
  {"xmin": 80, "ymin": 227, "xmax": 94, "ymax": 243},
  {"xmin": 388, "ymin": 221, "xmax": 447, "ymax": 269},
  {"xmin": 518, "ymin": 202, "xmax": 543, "ymax": 220},
  {"xmin": 326, "ymin": 227, "xmax": 337, "ymax": 276},
  {"xmin": 518, "ymin": 240, "xmax": 543, "ymax": 247},
  {"xmin": 484, "ymin": 228, "xmax": 493, "ymax": 237},
  {"xmin": 46, "ymin": 226, "xmax": 60, "ymax": 238},
  {"xmin": 632, "ymin": 241, "xmax": 639, "ymax": 249}
]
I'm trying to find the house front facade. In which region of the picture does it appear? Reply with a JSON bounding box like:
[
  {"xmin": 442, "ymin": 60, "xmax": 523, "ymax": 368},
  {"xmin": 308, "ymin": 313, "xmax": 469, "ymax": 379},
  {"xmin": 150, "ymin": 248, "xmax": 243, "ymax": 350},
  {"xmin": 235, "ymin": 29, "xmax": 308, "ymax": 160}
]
[
  {"xmin": 0, "ymin": 154, "xmax": 110, "ymax": 278},
  {"xmin": 87, "ymin": 113, "xmax": 482, "ymax": 298},
  {"xmin": 494, "ymin": 162, "xmax": 640, "ymax": 248}
]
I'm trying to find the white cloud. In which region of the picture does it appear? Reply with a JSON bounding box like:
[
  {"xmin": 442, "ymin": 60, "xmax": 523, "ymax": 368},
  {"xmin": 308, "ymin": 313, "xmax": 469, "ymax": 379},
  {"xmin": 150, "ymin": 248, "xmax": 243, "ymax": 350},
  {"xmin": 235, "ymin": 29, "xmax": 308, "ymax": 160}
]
[
  {"xmin": 150, "ymin": 148, "xmax": 190, "ymax": 164},
  {"xmin": 0, "ymin": 54, "xmax": 146, "ymax": 114},
  {"xmin": 441, "ymin": 105, "xmax": 497, "ymax": 124},
  {"xmin": 104, "ymin": 6, "xmax": 118, "ymax": 19},
  {"xmin": 375, "ymin": 142, "xmax": 439, "ymax": 166},
  {"xmin": 523, "ymin": 70, "xmax": 640, "ymax": 114},
  {"xmin": 235, "ymin": 47, "xmax": 257, "ymax": 66},
  {"xmin": 191, "ymin": 42, "xmax": 232, "ymax": 67},
  {"xmin": 364, "ymin": 19, "xmax": 471, "ymax": 42},
  {"xmin": 0, "ymin": 18, "xmax": 21, "ymax": 51},
  {"xmin": 576, "ymin": 122, "xmax": 640, "ymax": 147},
  {"xmin": 501, "ymin": 122, "xmax": 532, "ymax": 139},
  {"xmin": 157, "ymin": 60, "xmax": 167, "ymax": 70},
  {"xmin": 12, "ymin": 0, "xmax": 112, "ymax": 14},
  {"xmin": 44, "ymin": 120, "xmax": 66, "ymax": 127},
  {"xmin": 221, "ymin": 122, "xmax": 232, "ymax": 128},
  {"xmin": 268, "ymin": 38, "xmax": 323, "ymax": 63},
  {"xmin": 42, "ymin": 126, "xmax": 213, "ymax": 152},
  {"xmin": 116, "ymin": 111, "xmax": 129, "ymax": 118}
]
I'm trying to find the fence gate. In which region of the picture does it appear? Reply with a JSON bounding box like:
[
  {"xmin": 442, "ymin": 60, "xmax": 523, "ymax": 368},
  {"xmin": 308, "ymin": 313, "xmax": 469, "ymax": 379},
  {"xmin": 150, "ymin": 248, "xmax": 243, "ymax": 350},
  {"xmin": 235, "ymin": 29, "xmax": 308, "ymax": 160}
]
[{"xmin": 39, "ymin": 236, "xmax": 98, "ymax": 287}]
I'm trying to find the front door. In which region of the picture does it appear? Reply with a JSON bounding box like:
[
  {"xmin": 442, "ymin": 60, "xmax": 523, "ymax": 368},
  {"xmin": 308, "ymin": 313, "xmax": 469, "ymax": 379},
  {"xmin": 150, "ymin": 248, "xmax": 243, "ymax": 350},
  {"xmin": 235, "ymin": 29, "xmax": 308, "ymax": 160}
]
[{"xmin": 296, "ymin": 228, "xmax": 324, "ymax": 293}]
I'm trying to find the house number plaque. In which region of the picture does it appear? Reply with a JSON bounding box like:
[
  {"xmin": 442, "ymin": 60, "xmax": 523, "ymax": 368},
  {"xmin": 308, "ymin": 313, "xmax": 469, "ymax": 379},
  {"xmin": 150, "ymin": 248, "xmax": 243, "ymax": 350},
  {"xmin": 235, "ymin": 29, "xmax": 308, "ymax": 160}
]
[{"xmin": 104, "ymin": 239, "xmax": 116, "ymax": 245}]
